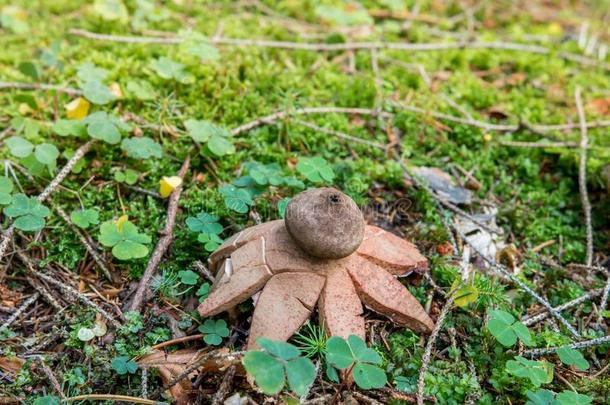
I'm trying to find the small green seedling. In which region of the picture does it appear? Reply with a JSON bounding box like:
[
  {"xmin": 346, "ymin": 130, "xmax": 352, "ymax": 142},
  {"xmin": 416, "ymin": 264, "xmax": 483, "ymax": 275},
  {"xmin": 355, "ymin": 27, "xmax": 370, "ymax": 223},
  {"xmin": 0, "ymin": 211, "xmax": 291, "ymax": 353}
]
[
  {"xmin": 150, "ymin": 57, "xmax": 192, "ymax": 83},
  {"xmin": 83, "ymin": 111, "xmax": 131, "ymax": 144},
  {"xmin": 186, "ymin": 212, "xmax": 223, "ymax": 234},
  {"xmin": 486, "ymin": 309, "xmax": 532, "ymax": 347},
  {"xmin": 325, "ymin": 334, "xmax": 387, "ymax": 390},
  {"xmin": 277, "ymin": 197, "xmax": 291, "ymax": 218},
  {"xmin": 506, "ymin": 356, "xmax": 553, "ymax": 387},
  {"xmin": 114, "ymin": 169, "xmax": 139, "ymax": 185},
  {"xmin": 184, "ymin": 119, "xmax": 234, "ymax": 156},
  {"xmin": 98, "ymin": 217, "xmax": 151, "ymax": 260},
  {"xmin": 197, "ymin": 233, "xmax": 223, "ymax": 251},
  {"xmin": 6, "ymin": 136, "xmax": 60, "ymax": 172},
  {"xmin": 4, "ymin": 193, "xmax": 50, "ymax": 232},
  {"xmin": 243, "ymin": 338, "xmax": 316, "ymax": 397},
  {"xmin": 219, "ymin": 185, "xmax": 253, "ymax": 213},
  {"xmin": 556, "ymin": 347, "xmax": 589, "ymax": 371},
  {"xmin": 111, "ymin": 356, "xmax": 138, "ymax": 375},
  {"xmin": 121, "ymin": 137, "xmax": 162, "ymax": 159},
  {"xmin": 70, "ymin": 208, "xmax": 99, "ymax": 229},
  {"xmin": 198, "ymin": 319, "xmax": 230, "ymax": 345},
  {"xmin": 196, "ymin": 283, "xmax": 210, "ymax": 302},
  {"xmin": 296, "ymin": 156, "xmax": 335, "ymax": 184},
  {"xmin": 0, "ymin": 177, "xmax": 14, "ymax": 205}
]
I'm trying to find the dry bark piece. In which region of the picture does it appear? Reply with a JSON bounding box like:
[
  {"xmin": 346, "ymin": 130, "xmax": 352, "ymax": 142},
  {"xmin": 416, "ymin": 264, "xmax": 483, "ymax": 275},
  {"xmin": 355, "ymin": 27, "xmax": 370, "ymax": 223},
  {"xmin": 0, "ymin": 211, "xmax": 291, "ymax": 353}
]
[
  {"xmin": 318, "ymin": 264, "xmax": 365, "ymax": 340},
  {"xmin": 285, "ymin": 187, "xmax": 365, "ymax": 259},
  {"xmin": 247, "ymin": 272, "xmax": 325, "ymax": 349},
  {"xmin": 346, "ymin": 258, "xmax": 434, "ymax": 334},
  {"xmin": 358, "ymin": 225, "xmax": 428, "ymax": 275}
]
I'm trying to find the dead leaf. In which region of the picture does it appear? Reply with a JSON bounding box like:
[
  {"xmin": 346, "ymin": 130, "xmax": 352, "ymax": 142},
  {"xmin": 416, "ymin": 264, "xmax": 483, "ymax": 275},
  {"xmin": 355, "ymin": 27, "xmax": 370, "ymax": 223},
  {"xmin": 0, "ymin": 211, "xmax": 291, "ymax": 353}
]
[
  {"xmin": 0, "ymin": 356, "xmax": 25, "ymax": 376},
  {"xmin": 588, "ymin": 98, "xmax": 610, "ymax": 116},
  {"xmin": 138, "ymin": 348, "xmax": 233, "ymax": 405},
  {"xmin": 412, "ymin": 167, "xmax": 473, "ymax": 204},
  {"xmin": 0, "ymin": 285, "xmax": 22, "ymax": 308}
]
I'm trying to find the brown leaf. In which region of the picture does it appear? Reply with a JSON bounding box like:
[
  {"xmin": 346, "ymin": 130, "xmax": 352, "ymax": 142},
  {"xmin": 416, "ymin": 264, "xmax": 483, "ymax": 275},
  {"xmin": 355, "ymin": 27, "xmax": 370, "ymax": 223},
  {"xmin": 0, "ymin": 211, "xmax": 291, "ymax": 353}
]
[
  {"xmin": 0, "ymin": 356, "xmax": 25, "ymax": 376},
  {"xmin": 0, "ymin": 285, "xmax": 22, "ymax": 308},
  {"xmin": 138, "ymin": 348, "xmax": 231, "ymax": 405},
  {"xmin": 588, "ymin": 98, "xmax": 610, "ymax": 116}
]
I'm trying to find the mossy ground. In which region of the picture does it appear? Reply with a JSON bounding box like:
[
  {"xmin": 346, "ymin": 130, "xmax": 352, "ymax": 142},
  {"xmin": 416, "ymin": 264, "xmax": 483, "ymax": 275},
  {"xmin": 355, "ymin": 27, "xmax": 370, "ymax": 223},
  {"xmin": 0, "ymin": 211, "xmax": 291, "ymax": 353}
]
[{"xmin": 1, "ymin": 1, "xmax": 609, "ymax": 404}]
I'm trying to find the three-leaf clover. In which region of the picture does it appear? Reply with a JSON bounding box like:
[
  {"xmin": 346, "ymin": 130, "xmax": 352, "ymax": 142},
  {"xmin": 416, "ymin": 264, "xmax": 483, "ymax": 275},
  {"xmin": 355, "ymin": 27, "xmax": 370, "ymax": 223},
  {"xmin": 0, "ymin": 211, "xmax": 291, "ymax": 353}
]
[
  {"xmin": 296, "ymin": 156, "xmax": 335, "ymax": 184},
  {"xmin": 150, "ymin": 57, "xmax": 192, "ymax": 83},
  {"xmin": 0, "ymin": 177, "xmax": 14, "ymax": 205},
  {"xmin": 186, "ymin": 212, "xmax": 223, "ymax": 234},
  {"xmin": 70, "ymin": 208, "xmax": 100, "ymax": 229},
  {"xmin": 197, "ymin": 233, "xmax": 223, "ymax": 252},
  {"xmin": 80, "ymin": 80, "xmax": 116, "ymax": 105},
  {"xmin": 526, "ymin": 389, "xmax": 592, "ymax": 405},
  {"xmin": 114, "ymin": 169, "xmax": 139, "ymax": 185},
  {"xmin": 4, "ymin": 194, "xmax": 50, "ymax": 232},
  {"xmin": 486, "ymin": 309, "xmax": 532, "ymax": 347},
  {"xmin": 198, "ymin": 319, "xmax": 230, "ymax": 345},
  {"xmin": 178, "ymin": 270, "xmax": 199, "ymax": 285},
  {"xmin": 6, "ymin": 136, "xmax": 33, "ymax": 157},
  {"xmin": 83, "ymin": 111, "xmax": 131, "ymax": 144},
  {"xmin": 32, "ymin": 395, "xmax": 60, "ymax": 405},
  {"xmin": 556, "ymin": 347, "xmax": 589, "ymax": 371},
  {"xmin": 219, "ymin": 185, "xmax": 253, "ymax": 214},
  {"xmin": 53, "ymin": 119, "xmax": 87, "ymax": 137},
  {"xmin": 184, "ymin": 119, "xmax": 235, "ymax": 157},
  {"xmin": 326, "ymin": 335, "xmax": 387, "ymax": 389},
  {"xmin": 196, "ymin": 282, "xmax": 210, "ymax": 301},
  {"xmin": 98, "ymin": 217, "xmax": 151, "ymax": 260},
  {"xmin": 243, "ymin": 338, "xmax": 316, "ymax": 396},
  {"xmin": 121, "ymin": 137, "xmax": 162, "ymax": 159},
  {"xmin": 111, "ymin": 356, "xmax": 138, "ymax": 375},
  {"xmin": 506, "ymin": 356, "xmax": 553, "ymax": 387}
]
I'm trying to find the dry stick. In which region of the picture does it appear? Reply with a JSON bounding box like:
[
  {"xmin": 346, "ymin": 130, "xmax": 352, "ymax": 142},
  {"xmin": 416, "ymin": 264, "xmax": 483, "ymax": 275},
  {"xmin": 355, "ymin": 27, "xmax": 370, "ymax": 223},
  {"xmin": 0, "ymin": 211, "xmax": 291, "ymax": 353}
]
[
  {"xmin": 292, "ymin": 119, "xmax": 386, "ymax": 149},
  {"xmin": 64, "ymin": 394, "xmax": 160, "ymax": 404},
  {"xmin": 231, "ymin": 106, "xmax": 393, "ymax": 136},
  {"xmin": 454, "ymin": 227, "xmax": 581, "ymax": 338},
  {"xmin": 575, "ymin": 87, "xmax": 594, "ymax": 268},
  {"xmin": 522, "ymin": 289, "xmax": 603, "ymax": 326},
  {"xmin": 39, "ymin": 358, "xmax": 66, "ymax": 400},
  {"xmin": 54, "ymin": 206, "xmax": 113, "ymax": 281},
  {"xmin": 417, "ymin": 294, "xmax": 456, "ymax": 405},
  {"xmin": 0, "ymin": 292, "xmax": 39, "ymax": 330},
  {"xmin": 129, "ymin": 156, "xmax": 190, "ymax": 312},
  {"xmin": 497, "ymin": 140, "xmax": 580, "ymax": 149},
  {"xmin": 211, "ymin": 365, "xmax": 236, "ymax": 405},
  {"xmin": 0, "ymin": 81, "xmax": 82, "ymax": 96},
  {"xmin": 0, "ymin": 140, "xmax": 95, "ymax": 263},
  {"xmin": 524, "ymin": 334, "xmax": 610, "ymax": 357},
  {"xmin": 68, "ymin": 29, "xmax": 610, "ymax": 70},
  {"xmin": 27, "ymin": 277, "xmax": 62, "ymax": 311}
]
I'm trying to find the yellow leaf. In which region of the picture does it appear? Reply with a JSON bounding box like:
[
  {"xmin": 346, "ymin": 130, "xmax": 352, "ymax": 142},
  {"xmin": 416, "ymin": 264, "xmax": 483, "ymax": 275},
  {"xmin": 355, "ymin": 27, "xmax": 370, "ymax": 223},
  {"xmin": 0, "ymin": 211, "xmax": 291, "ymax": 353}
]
[
  {"xmin": 451, "ymin": 279, "xmax": 479, "ymax": 308},
  {"xmin": 159, "ymin": 176, "xmax": 182, "ymax": 198},
  {"xmin": 65, "ymin": 97, "xmax": 90, "ymax": 120},
  {"xmin": 109, "ymin": 82, "xmax": 123, "ymax": 98},
  {"xmin": 18, "ymin": 103, "xmax": 34, "ymax": 116},
  {"xmin": 116, "ymin": 215, "xmax": 129, "ymax": 232},
  {"xmin": 483, "ymin": 133, "xmax": 492, "ymax": 142}
]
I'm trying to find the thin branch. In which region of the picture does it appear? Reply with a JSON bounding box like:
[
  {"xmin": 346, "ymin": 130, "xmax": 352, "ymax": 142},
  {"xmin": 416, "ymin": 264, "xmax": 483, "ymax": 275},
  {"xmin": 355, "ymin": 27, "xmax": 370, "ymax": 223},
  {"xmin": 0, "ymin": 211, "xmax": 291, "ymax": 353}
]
[
  {"xmin": 0, "ymin": 81, "xmax": 82, "ymax": 96},
  {"xmin": 522, "ymin": 289, "xmax": 603, "ymax": 326},
  {"xmin": 129, "ymin": 156, "xmax": 191, "ymax": 312},
  {"xmin": 524, "ymin": 334, "xmax": 610, "ymax": 357},
  {"xmin": 68, "ymin": 29, "xmax": 610, "ymax": 70},
  {"xmin": 497, "ymin": 140, "xmax": 580, "ymax": 149},
  {"xmin": 64, "ymin": 394, "xmax": 158, "ymax": 404},
  {"xmin": 0, "ymin": 140, "xmax": 95, "ymax": 263},
  {"xmin": 38, "ymin": 358, "xmax": 66, "ymax": 400},
  {"xmin": 0, "ymin": 292, "xmax": 39, "ymax": 330},
  {"xmin": 417, "ymin": 294, "xmax": 455, "ymax": 405},
  {"xmin": 575, "ymin": 87, "xmax": 594, "ymax": 268},
  {"xmin": 54, "ymin": 206, "xmax": 113, "ymax": 281},
  {"xmin": 293, "ymin": 119, "xmax": 387, "ymax": 149}
]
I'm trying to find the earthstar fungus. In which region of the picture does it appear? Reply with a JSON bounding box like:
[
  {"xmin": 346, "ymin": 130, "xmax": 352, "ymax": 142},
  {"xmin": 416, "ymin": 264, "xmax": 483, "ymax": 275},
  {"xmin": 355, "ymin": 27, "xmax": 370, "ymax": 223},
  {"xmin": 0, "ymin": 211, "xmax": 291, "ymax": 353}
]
[{"xmin": 197, "ymin": 187, "xmax": 434, "ymax": 349}]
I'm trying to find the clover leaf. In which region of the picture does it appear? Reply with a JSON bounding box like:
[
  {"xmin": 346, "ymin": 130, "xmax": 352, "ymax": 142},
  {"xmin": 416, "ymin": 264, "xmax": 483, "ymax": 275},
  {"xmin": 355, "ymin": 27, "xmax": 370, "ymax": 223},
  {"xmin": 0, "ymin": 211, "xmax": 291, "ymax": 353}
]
[
  {"xmin": 114, "ymin": 169, "xmax": 139, "ymax": 185},
  {"xmin": 111, "ymin": 356, "xmax": 138, "ymax": 375},
  {"xmin": 219, "ymin": 185, "xmax": 253, "ymax": 214},
  {"xmin": 0, "ymin": 177, "xmax": 14, "ymax": 205},
  {"xmin": 196, "ymin": 282, "xmax": 210, "ymax": 302},
  {"xmin": 178, "ymin": 270, "xmax": 199, "ymax": 285},
  {"xmin": 4, "ymin": 194, "xmax": 50, "ymax": 232},
  {"xmin": 70, "ymin": 208, "xmax": 99, "ymax": 229},
  {"xmin": 126, "ymin": 79, "xmax": 156, "ymax": 100},
  {"xmin": 296, "ymin": 156, "xmax": 335, "ymax": 183},
  {"xmin": 6, "ymin": 136, "xmax": 34, "ymax": 158},
  {"xmin": 186, "ymin": 212, "xmax": 223, "ymax": 234},
  {"xmin": 486, "ymin": 309, "xmax": 532, "ymax": 347},
  {"xmin": 32, "ymin": 396, "xmax": 60, "ymax": 405},
  {"xmin": 278, "ymin": 197, "xmax": 290, "ymax": 218},
  {"xmin": 198, "ymin": 319, "xmax": 230, "ymax": 345},
  {"xmin": 121, "ymin": 137, "xmax": 162, "ymax": 159},
  {"xmin": 77, "ymin": 62, "xmax": 108, "ymax": 82},
  {"xmin": 98, "ymin": 218, "xmax": 151, "ymax": 260},
  {"xmin": 184, "ymin": 119, "xmax": 235, "ymax": 157},
  {"xmin": 556, "ymin": 347, "xmax": 589, "ymax": 371},
  {"xmin": 243, "ymin": 338, "xmax": 316, "ymax": 396},
  {"xmin": 326, "ymin": 334, "xmax": 387, "ymax": 390},
  {"xmin": 53, "ymin": 119, "xmax": 87, "ymax": 137},
  {"xmin": 34, "ymin": 143, "xmax": 59, "ymax": 166},
  {"xmin": 555, "ymin": 391, "xmax": 592, "ymax": 405},
  {"xmin": 526, "ymin": 389, "xmax": 555, "ymax": 405},
  {"xmin": 150, "ymin": 57, "xmax": 192, "ymax": 83},
  {"xmin": 84, "ymin": 112, "xmax": 130, "ymax": 144},
  {"xmin": 506, "ymin": 356, "xmax": 553, "ymax": 387},
  {"xmin": 80, "ymin": 80, "xmax": 116, "ymax": 105},
  {"xmin": 197, "ymin": 232, "xmax": 223, "ymax": 252}
]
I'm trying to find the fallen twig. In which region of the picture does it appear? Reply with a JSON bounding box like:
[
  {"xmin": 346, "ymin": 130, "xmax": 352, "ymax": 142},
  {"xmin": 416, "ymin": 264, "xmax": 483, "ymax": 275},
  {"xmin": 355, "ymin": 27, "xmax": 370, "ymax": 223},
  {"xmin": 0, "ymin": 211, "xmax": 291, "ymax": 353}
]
[
  {"xmin": 68, "ymin": 29, "xmax": 610, "ymax": 70},
  {"xmin": 0, "ymin": 140, "xmax": 95, "ymax": 263},
  {"xmin": 0, "ymin": 81, "xmax": 82, "ymax": 96},
  {"xmin": 54, "ymin": 206, "xmax": 113, "ymax": 281},
  {"xmin": 522, "ymin": 289, "xmax": 603, "ymax": 326},
  {"xmin": 524, "ymin": 334, "xmax": 610, "ymax": 357},
  {"xmin": 211, "ymin": 365, "xmax": 236, "ymax": 405},
  {"xmin": 417, "ymin": 294, "xmax": 455, "ymax": 405},
  {"xmin": 64, "ymin": 394, "xmax": 162, "ymax": 404},
  {"xmin": 129, "ymin": 156, "xmax": 191, "ymax": 312},
  {"xmin": 293, "ymin": 119, "xmax": 386, "ymax": 149},
  {"xmin": 0, "ymin": 292, "xmax": 39, "ymax": 331},
  {"xmin": 38, "ymin": 358, "xmax": 66, "ymax": 400}
]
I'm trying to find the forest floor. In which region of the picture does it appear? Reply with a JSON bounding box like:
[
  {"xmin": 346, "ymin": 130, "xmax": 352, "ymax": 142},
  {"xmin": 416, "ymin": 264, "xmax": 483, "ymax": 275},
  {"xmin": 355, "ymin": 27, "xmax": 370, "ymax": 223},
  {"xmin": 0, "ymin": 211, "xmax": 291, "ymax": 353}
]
[{"xmin": 1, "ymin": 1, "xmax": 610, "ymax": 404}]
